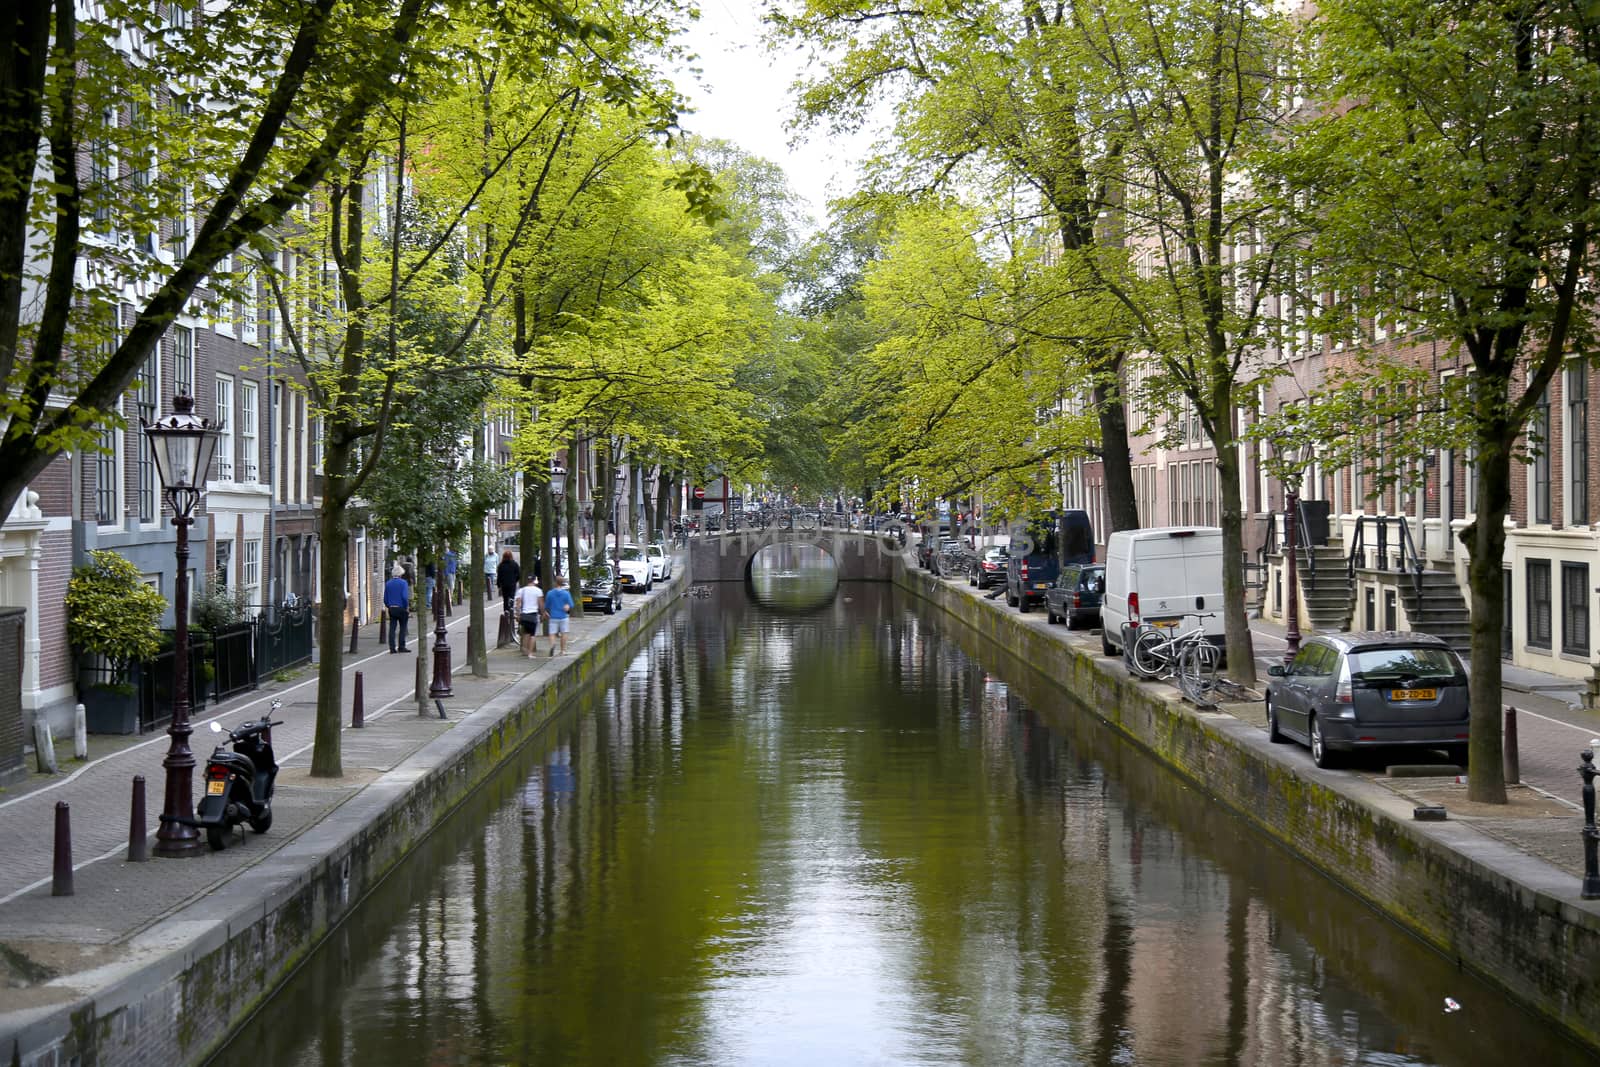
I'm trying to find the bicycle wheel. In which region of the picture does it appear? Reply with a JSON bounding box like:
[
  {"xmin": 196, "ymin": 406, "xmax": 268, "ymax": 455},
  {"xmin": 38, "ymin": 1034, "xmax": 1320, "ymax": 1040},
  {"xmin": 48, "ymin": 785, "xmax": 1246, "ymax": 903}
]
[
  {"xmin": 1178, "ymin": 641, "xmax": 1221, "ymax": 704},
  {"xmin": 1131, "ymin": 628, "xmax": 1169, "ymax": 678}
]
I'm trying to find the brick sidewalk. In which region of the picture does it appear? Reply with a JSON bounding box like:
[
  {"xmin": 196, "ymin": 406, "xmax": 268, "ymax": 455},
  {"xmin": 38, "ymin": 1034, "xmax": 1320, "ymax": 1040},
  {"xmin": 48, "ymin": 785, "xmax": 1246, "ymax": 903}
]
[{"xmin": 0, "ymin": 593, "xmax": 636, "ymax": 911}]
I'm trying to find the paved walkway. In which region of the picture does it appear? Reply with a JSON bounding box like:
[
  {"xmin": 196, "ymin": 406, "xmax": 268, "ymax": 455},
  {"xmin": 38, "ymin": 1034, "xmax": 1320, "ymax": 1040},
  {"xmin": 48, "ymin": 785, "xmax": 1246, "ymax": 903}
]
[
  {"xmin": 952, "ymin": 573, "xmax": 1600, "ymax": 880},
  {"xmin": 0, "ymin": 583, "xmax": 671, "ymax": 999}
]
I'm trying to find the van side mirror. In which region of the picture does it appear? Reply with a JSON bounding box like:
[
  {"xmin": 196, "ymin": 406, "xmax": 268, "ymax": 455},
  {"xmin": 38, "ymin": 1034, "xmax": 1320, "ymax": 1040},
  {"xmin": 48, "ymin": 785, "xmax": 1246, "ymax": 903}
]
[{"xmin": 1267, "ymin": 664, "xmax": 1286, "ymax": 677}]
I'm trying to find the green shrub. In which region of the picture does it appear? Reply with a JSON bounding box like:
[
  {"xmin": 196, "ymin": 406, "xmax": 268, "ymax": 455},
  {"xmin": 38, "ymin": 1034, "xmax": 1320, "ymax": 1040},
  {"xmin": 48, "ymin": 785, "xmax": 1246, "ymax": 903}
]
[
  {"xmin": 66, "ymin": 550, "xmax": 166, "ymax": 665},
  {"xmin": 192, "ymin": 579, "xmax": 253, "ymax": 632}
]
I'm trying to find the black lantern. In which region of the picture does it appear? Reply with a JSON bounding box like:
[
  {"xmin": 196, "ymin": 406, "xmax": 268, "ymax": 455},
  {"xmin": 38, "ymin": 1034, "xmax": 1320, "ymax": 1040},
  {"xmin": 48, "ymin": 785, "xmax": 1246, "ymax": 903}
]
[
  {"xmin": 141, "ymin": 392, "xmax": 218, "ymax": 858},
  {"xmin": 549, "ymin": 459, "xmax": 568, "ymax": 505}
]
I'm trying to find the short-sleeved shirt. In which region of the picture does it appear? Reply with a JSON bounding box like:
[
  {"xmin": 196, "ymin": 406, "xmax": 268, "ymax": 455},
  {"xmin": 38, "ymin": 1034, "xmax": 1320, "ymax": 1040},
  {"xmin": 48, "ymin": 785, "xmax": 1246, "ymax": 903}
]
[
  {"xmin": 545, "ymin": 587, "xmax": 574, "ymax": 620},
  {"xmin": 515, "ymin": 585, "xmax": 543, "ymax": 616}
]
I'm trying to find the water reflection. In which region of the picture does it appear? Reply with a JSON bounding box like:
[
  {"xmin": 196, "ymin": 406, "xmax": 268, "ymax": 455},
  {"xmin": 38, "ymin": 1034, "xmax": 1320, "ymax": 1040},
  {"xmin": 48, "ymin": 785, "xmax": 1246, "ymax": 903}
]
[
  {"xmin": 222, "ymin": 585, "xmax": 1589, "ymax": 1066},
  {"xmin": 747, "ymin": 541, "xmax": 838, "ymax": 611}
]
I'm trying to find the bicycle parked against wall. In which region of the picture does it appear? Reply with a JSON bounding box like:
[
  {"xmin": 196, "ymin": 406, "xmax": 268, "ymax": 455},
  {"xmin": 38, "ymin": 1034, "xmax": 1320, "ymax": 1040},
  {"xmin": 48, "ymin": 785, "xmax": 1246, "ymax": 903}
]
[{"xmin": 1124, "ymin": 612, "xmax": 1221, "ymax": 706}]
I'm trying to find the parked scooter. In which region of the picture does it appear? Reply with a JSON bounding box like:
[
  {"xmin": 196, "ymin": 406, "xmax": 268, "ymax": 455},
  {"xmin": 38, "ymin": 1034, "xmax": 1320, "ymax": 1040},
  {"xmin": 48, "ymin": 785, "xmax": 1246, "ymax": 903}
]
[{"xmin": 197, "ymin": 700, "xmax": 282, "ymax": 851}]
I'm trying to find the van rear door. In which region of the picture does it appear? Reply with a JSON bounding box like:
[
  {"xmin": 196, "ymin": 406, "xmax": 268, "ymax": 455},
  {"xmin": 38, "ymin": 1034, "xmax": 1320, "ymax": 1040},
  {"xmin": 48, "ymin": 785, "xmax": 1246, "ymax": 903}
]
[{"xmin": 1132, "ymin": 535, "xmax": 1193, "ymax": 630}]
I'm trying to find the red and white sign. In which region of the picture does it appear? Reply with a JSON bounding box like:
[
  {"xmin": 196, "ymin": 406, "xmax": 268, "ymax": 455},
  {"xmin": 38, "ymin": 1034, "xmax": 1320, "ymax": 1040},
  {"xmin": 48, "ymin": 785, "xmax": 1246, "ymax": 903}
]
[{"xmin": 693, "ymin": 486, "xmax": 706, "ymax": 500}]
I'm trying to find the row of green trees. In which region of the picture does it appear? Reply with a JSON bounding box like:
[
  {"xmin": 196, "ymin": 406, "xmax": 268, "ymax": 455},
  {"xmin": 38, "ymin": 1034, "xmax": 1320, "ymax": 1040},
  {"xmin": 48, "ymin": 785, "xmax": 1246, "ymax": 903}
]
[
  {"xmin": 771, "ymin": 0, "xmax": 1600, "ymax": 804},
  {"xmin": 0, "ymin": 0, "xmax": 844, "ymax": 777}
]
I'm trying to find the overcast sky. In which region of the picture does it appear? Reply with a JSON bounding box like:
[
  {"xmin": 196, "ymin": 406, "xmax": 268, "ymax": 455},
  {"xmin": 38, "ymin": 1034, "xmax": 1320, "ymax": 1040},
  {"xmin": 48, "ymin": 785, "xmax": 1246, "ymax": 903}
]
[{"xmin": 670, "ymin": 1, "xmax": 876, "ymax": 228}]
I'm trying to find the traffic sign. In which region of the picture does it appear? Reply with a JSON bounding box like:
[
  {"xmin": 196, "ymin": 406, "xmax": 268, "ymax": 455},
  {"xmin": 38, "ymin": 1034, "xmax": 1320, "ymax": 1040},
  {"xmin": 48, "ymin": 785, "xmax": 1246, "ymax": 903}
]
[{"xmin": 693, "ymin": 486, "xmax": 706, "ymax": 500}]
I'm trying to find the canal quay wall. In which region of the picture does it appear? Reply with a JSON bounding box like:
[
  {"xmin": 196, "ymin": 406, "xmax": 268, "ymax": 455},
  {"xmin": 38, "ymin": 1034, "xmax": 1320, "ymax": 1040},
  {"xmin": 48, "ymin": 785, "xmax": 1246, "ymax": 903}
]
[
  {"xmin": 1, "ymin": 571, "xmax": 685, "ymax": 1067},
  {"xmin": 896, "ymin": 565, "xmax": 1600, "ymax": 1051}
]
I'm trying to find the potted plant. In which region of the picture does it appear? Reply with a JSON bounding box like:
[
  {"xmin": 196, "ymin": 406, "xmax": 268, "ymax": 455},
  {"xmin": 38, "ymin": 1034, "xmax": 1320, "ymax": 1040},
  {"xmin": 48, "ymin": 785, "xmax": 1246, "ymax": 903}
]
[{"xmin": 68, "ymin": 550, "xmax": 166, "ymax": 734}]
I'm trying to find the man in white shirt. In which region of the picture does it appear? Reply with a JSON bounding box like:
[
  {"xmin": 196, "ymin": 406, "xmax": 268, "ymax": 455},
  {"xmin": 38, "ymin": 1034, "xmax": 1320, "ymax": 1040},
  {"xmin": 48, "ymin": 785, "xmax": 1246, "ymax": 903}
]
[{"xmin": 514, "ymin": 574, "xmax": 545, "ymax": 658}]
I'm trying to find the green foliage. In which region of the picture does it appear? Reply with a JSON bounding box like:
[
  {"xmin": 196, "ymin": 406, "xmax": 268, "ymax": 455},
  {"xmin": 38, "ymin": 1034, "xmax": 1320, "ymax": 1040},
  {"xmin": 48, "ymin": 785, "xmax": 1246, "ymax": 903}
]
[
  {"xmin": 191, "ymin": 580, "xmax": 254, "ymax": 632},
  {"xmin": 65, "ymin": 550, "xmax": 165, "ymax": 665}
]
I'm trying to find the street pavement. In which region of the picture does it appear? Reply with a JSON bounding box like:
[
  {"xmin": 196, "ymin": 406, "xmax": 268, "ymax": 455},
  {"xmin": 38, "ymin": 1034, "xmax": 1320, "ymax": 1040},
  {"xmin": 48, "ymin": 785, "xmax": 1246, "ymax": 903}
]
[{"xmin": 0, "ymin": 585, "xmax": 661, "ymax": 965}]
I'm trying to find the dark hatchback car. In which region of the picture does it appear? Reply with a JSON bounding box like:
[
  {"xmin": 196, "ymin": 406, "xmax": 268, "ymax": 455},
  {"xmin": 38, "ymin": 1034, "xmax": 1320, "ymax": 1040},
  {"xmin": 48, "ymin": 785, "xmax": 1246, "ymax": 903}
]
[
  {"xmin": 968, "ymin": 547, "xmax": 1010, "ymax": 589},
  {"xmin": 1044, "ymin": 564, "xmax": 1105, "ymax": 629},
  {"xmin": 579, "ymin": 560, "xmax": 625, "ymax": 615},
  {"xmin": 1265, "ymin": 632, "xmax": 1469, "ymax": 769}
]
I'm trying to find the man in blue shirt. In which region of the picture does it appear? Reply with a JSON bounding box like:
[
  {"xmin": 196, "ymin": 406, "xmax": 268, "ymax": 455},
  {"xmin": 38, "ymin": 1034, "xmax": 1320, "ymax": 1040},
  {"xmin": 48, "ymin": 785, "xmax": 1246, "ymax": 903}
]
[
  {"xmin": 544, "ymin": 575, "xmax": 574, "ymax": 657},
  {"xmin": 383, "ymin": 564, "xmax": 411, "ymax": 653}
]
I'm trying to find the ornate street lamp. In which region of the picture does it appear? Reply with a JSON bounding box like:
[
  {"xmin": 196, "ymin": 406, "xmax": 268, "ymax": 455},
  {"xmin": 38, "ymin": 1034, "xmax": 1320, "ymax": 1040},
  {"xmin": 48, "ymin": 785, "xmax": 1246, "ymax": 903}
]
[
  {"xmin": 1280, "ymin": 449, "xmax": 1305, "ymax": 669},
  {"xmin": 644, "ymin": 467, "xmax": 660, "ymax": 540},
  {"xmin": 142, "ymin": 392, "xmax": 219, "ymax": 858},
  {"xmin": 548, "ymin": 459, "xmax": 567, "ymax": 576},
  {"xmin": 429, "ymin": 453, "xmax": 457, "ymax": 700},
  {"xmin": 613, "ymin": 465, "xmax": 627, "ymax": 567}
]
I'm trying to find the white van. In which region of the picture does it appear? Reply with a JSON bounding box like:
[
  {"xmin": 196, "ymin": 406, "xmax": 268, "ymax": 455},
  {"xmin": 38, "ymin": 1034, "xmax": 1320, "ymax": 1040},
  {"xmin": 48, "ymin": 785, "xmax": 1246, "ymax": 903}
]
[{"xmin": 1100, "ymin": 527, "xmax": 1226, "ymax": 658}]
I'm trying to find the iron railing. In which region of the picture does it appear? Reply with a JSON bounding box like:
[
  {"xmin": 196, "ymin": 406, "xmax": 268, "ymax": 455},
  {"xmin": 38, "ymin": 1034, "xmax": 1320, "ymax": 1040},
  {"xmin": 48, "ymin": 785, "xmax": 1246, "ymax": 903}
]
[{"xmin": 1345, "ymin": 514, "xmax": 1425, "ymax": 596}]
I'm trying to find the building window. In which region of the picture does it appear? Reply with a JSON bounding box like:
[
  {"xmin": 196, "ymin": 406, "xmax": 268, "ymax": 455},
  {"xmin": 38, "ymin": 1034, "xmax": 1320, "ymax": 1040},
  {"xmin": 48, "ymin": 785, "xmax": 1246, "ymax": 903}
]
[
  {"xmin": 136, "ymin": 353, "xmax": 158, "ymax": 522},
  {"xmin": 240, "ymin": 270, "xmax": 258, "ymax": 345},
  {"xmin": 1527, "ymin": 559, "xmax": 1553, "ymax": 649},
  {"xmin": 172, "ymin": 325, "xmax": 193, "ymax": 398},
  {"xmin": 1533, "ymin": 385, "xmax": 1551, "ymax": 524},
  {"xmin": 1563, "ymin": 562, "xmax": 1590, "ymax": 656},
  {"xmin": 215, "ymin": 375, "xmax": 234, "ymax": 481},
  {"xmin": 95, "ymin": 416, "xmax": 120, "ymax": 526},
  {"xmin": 311, "ymin": 415, "xmax": 323, "ymax": 475},
  {"xmin": 1570, "ymin": 362, "xmax": 1589, "ymax": 525},
  {"xmin": 242, "ymin": 538, "xmax": 260, "ymax": 600},
  {"xmin": 239, "ymin": 380, "xmax": 258, "ymax": 481},
  {"xmin": 90, "ymin": 108, "xmax": 115, "ymax": 234}
]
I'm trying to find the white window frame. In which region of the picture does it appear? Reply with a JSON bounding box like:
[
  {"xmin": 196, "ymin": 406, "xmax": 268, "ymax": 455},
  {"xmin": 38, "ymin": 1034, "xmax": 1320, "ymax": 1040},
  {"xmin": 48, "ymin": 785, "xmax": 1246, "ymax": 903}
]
[
  {"xmin": 215, "ymin": 374, "xmax": 234, "ymax": 481},
  {"xmin": 94, "ymin": 402, "xmax": 124, "ymax": 530},
  {"xmin": 240, "ymin": 269, "xmax": 258, "ymax": 345},
  {"xmin": 239, "ymin": 379, "xmax": 259, "ymax": 482},
  {"xmin": 172, "ymin": 324, "xmax": 194, "ymax": 399},
  {"xmin": 242, "ymin": 538, "xmax": 260, "ymax": 601}
]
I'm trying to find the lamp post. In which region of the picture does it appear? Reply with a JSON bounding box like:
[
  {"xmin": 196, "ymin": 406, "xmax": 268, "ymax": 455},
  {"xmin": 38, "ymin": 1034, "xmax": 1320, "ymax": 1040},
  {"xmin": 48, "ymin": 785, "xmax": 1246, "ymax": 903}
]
[
  {"xmin": 613, "ymin": 465, "xmax": 627, "ymax": 568},
  {"xmin": 142, "ymin": 393, "xmax": 219, "ymax": 858},
  {"xmin": 549, "ymin": 459, "xmax": 567, "ymax": 576},
  {"xmin": 1283, "ymin": 471, "xmax": 1303, "ymax": 668},
  {"xmin": 644, "ymin": 468, "xmax": 659, "ymax": 540},
  {"xmin": 428, "ymin": 454, "xmax": 456, "ymax": 700}
]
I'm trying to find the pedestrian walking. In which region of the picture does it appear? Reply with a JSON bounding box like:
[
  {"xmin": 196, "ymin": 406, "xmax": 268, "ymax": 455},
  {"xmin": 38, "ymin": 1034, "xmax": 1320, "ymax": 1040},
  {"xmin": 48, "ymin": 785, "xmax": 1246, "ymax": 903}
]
[
  {"xmin": 483, "ymin": 546, "xmax": 496, "ymax": 601},
  {"xmin": 383, "ymin": 564, "xmax": 411, "ymax": 653},
  {"xmin": 544, "ymin": 575, "xmax": 574, "ymax": 656},
  {"xmin": 423, "ymin": 560, "xmax": 436, "ymax": 610},
  {"xmin": 444, "ymin": 547, "xmax": 459, "ymax": 601},
  {"xmin": 496, "ymin": 550, "xmax": 520, "ymax": 617},
  {"xmin": 514, "ymin": 574, "xmax": 544, "ymax": 658}
]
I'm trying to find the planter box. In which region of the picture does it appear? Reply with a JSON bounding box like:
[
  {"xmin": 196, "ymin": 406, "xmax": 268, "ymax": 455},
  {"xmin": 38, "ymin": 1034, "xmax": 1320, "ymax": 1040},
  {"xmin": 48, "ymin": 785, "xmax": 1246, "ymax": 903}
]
[{"xmin": 79, "ymin": 666, "xmax": 143, "ymax": 735}]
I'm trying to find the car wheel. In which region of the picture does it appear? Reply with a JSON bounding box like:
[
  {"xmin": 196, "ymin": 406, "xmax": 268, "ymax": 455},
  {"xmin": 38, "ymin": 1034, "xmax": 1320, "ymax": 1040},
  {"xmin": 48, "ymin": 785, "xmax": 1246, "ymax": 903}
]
[
  {"xmin": 1309, "ymin": 715, "xmax": 1339, "ymax": 769},
  {"xmin": 1448, "ymin": 743, "xmax": 1469, "ymax": 768},
  {"xmin": 605, "ymin": 599, "xmax": 617, "ymax": 616},
  {"xmin": 1018, "ymin": 596, "xmax": 1031, "ymax": 613},
  {"xmin": 1007, "ymin": 588, "xmax": 1017, "ymax": 607},
  {"xmin": 1266, "ymin": 698, "xmax": 1287, "ymax": 744},
  {"xmin": 1101, "ymin": 629, "xmax": 1117, "ymax": 657}
]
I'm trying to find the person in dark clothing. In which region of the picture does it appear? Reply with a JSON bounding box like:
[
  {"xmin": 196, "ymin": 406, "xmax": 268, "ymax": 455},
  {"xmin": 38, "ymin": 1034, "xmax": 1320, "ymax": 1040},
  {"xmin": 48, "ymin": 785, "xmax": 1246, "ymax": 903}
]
[
  {"xmin": 383, "ymin": 564, "xmax": 411, "ymax": 653},
  {"xmin": 496, "ymin": 550, "xmax": 520, "ymax": 616}
]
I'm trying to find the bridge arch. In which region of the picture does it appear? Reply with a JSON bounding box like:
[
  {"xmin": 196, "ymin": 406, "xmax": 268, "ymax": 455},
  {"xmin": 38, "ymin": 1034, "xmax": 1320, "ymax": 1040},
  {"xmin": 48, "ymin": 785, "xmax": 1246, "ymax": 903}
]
[{"xmin": 686, "ymin": 526, "xmax": 906, "ymax": 583}]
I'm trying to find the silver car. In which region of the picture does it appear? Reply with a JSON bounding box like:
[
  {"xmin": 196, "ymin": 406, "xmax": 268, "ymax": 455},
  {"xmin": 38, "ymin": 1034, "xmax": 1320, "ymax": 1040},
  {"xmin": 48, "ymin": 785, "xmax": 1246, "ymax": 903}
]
[{"xmin": 1265, "ymin": 632, "xmax": 1470, "ymax": 769}]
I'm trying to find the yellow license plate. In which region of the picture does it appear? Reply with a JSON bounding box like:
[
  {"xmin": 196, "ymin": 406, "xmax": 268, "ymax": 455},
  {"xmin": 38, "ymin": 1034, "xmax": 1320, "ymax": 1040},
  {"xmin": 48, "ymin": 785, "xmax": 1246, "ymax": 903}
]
[
  {"xmin": 206, "ymin": 779, "xmax": 226, "ymax": 795},
  {"xmin": 1150, "ymin": 618, "xmax": 1178, "ymax": 629},
  {"xmin": 1390, "ymin": 688, "xmax": 1437, "ymax": 701}
]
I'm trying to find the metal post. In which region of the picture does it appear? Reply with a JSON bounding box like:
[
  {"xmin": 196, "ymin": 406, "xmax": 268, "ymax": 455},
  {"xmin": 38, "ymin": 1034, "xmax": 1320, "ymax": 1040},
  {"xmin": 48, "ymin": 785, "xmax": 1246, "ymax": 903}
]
[
  {"xmin": 1581, "ymin": 743, "xmax": 1600, "ymax": 899},
  {"xmin": 428, "ymin": 562, "xmax": 453, "ymax": 699},
  {"xmin": 52, "ymin": 802, "xmax": 73, "ymax": 896},
  {"xmin": 128, "ymin": 775, "xmax": 148, "ymax": 862},
  {"xmin": 1283, "ymin": 486, "xmax": 1301, "ymax": 668},
  {"xmin": 1503, "ymin": 707, "xmax": 1521, "ymax": 784},
  {"xmin": 348, "ymin": 610, "xmax": 359, "ymax": 655},
  {"xmin": 155, "ymin": 513, "xmax": 202, "ymax": 857},
  {"xmin": 352, "ymin": 670, "xmax": 365, "ymax": 728}
]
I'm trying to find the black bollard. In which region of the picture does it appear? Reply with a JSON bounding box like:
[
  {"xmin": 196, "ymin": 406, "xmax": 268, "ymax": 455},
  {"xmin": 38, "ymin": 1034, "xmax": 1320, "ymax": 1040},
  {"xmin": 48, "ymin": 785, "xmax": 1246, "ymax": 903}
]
[
  {"xmin": 349, "ymin": 612, "xmax": 360, "ymax": 655},
  {"xmin": 465, "ymin": 622, "xmax": 475, "ymax": 663},
  {"xmin": 128, "ymin": 775, "xmax": 148, "ymax": 862},
  {"xmin": 352, "ymin": 670, "xmax": 365, "ymax": 729},
  {"xmin": 496, "ymin": 606, "xmax": 515, "ymax": 649},
  {"xmin": 1504, "ymin": 707, "xmax": 1521, "ymax": 784},
  {"xmin": 52, "ymin": 801, "xmax": 73, "ymax": 897},
  {"xmin": 1581, "ymin": 744, "xmax": 1600, "ymax": 899}
]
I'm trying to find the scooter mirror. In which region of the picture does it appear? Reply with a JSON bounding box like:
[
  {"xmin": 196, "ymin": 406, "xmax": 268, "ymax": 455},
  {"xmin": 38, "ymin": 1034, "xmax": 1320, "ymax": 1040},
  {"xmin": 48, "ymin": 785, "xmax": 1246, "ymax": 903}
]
[{"xmin": 209, "ymin": 721, "xmax": 223, "ymax": 733}]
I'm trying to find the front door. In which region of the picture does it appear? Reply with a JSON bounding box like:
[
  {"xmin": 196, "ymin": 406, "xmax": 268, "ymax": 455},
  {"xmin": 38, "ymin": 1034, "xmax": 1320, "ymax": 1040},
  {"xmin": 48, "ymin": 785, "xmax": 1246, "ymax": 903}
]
[{"xmin": 1503, "ymin": 568, "xmax": 1514, "ymax": 659}]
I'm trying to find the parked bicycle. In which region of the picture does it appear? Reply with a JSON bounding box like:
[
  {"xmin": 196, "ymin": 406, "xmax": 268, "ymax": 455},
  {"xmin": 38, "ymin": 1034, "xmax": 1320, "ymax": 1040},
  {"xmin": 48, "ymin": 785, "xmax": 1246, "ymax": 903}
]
[{"xmin": 1124, "ymin": 613, "xmax": 1221, "ymax": 706}]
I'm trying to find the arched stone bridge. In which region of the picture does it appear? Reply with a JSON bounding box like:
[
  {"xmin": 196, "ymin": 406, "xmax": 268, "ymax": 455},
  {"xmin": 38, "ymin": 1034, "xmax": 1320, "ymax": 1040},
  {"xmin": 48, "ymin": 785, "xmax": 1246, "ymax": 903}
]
[{"xmin": 687, "ymin": 527, "xmax": 907, "ymax": 582}]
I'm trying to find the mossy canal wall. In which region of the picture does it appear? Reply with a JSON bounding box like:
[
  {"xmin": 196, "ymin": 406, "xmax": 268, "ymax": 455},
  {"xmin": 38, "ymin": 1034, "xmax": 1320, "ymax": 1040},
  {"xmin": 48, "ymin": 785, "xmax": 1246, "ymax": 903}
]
[
  {"xmin": 896, "ymin": 565, "xmax": 1600, "ymax": 1050},
  {"xmin": 2, "ymin": 573, "xmax": 685, "ymax": 1067}
]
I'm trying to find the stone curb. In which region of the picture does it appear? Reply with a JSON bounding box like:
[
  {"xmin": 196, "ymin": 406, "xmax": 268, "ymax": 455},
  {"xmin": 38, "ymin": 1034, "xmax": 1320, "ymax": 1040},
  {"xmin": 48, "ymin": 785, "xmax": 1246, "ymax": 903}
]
[
  {"xmin": 0, "ymin": 570, "xmax": 687, "ymax": 1067},
  {"xmin": 898, "ymin": 565, "xmax": 1600, "ymax": 1051}
]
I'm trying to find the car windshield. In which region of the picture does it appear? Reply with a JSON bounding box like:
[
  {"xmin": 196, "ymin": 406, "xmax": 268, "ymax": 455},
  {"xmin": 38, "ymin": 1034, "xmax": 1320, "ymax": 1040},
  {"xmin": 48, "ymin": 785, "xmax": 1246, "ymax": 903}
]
[
  {"xmin": 1348, "ymin": 646, "xmax": 1461, "ymax": 682},
  {"xmin": 580, "ymin": 562, "xmax": 612, "ymax": 582},
  {"xmin": 621, "ymin": 547, "xmax": 645, "ymax": 561},
  {"xmin": 984, "ymin": 549, "xmax": 1008, "ymax": 562}
]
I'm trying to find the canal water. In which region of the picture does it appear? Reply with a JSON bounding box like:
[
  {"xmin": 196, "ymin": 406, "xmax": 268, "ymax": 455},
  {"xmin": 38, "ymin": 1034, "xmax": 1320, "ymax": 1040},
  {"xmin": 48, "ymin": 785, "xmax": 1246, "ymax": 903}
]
[{"xmin": 222, "ymin": 547, "xmax": 1588, "ymax": 1065}]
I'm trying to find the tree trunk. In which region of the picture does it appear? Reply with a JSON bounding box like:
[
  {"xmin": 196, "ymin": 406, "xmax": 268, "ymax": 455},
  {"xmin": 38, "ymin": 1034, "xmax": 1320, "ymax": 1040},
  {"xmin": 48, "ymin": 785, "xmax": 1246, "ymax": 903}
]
[
  {"xmin": 565, "ymin": 446, "xmax": 584, "ymax": 617},
  {"xmin": 539, "ymin": 482, "xmax": 555, "ymax": 584},
  {"xmin": 1094, "ymin": 368, "xmax": 1140, "ymax": 533},
  {"xmin": 1466, "ymin": 420, "xmax": 1512, "ymax": 804},
  {"xmin": 469, "ymin": 421, "xmax": 488, "ymax": 677},
  {"xmin": 311, "ymin": 469, "xmax": 349, "ymax": 778},
  {"xmin": 1214, "ymin": 425, "xmax": 1257, "ymax": 686},
  {"xmin": 655, "ymin": 474, "xmax": 673, "ymax": 541}
]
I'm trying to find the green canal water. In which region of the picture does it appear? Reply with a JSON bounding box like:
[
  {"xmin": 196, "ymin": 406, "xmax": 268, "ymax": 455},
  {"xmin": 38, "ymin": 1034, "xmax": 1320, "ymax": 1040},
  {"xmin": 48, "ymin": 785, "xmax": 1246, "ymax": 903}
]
[{"xmin": 222, "ymin": 546, "xmax": 1588, "ymax": 1065}]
